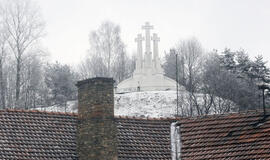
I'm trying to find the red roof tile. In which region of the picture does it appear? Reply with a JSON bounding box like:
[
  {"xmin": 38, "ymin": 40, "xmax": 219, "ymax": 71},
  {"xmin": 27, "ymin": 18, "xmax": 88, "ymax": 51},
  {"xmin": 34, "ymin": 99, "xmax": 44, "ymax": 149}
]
[
  {"xmin": 0, "ymin": 109, "xmax": 77, "ymax": 160},
  {"xmin": 179, "ymin": 111, "xmax": 270, "ymax": 160},
  {"xmin": 4, "ymin": 109, "xmax": 268, "ymax": 160},
  {"xmin": 115, "ymin": 117, "xmax": 173, "ymax": 160},
  {"xmin": 0, "ymin": 110, "xmax": 174, "ymax": 160}
]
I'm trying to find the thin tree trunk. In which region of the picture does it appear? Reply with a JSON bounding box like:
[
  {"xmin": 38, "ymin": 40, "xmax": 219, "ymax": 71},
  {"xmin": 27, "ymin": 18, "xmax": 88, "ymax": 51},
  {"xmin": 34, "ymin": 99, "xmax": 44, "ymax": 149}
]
[
  {"xmin": 33, "ymin": 92, "xmax": 36, "ymax": 108},
  {"xmin": 108, "ymin": 45, "xmax": 111, "ymax": 77},
  {"xmin": 0, "ymin": 59, "xmax": 6, "ymax": 109},
  {"xmin": 15, "ymin": 57, "xmax": 21, "ymax": 108}
]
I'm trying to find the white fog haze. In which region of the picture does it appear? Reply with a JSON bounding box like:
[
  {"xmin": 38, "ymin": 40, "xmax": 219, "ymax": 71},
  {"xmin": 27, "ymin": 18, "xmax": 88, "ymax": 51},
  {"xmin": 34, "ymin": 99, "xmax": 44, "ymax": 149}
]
[
  {"xmin": 35, "ymin": 0, "xmax": 270, "ymax": 65},
  {"xmin": 0, "ymin": 0, "xmax": 269, "ymax": 115},
  {"xmin": 0, "ymin": 1, "xmax": 270, "ymax": 159}
]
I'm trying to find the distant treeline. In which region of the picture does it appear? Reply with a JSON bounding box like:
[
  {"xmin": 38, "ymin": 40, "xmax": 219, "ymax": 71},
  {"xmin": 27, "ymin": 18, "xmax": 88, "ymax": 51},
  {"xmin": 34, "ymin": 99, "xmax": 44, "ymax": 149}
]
[
  {"xmin": 164, "ymin": 39, "xmax": 269, "ymax": 115},
  {"xmin": 0, "ymin": 0, "xmax": 269, "ymax": 115}
]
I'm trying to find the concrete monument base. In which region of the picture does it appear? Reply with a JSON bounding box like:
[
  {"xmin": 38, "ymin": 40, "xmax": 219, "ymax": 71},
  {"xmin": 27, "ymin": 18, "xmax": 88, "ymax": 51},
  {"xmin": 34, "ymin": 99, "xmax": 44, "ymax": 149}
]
[{"xmin": 117, "ymin": 73, "xmax": 177, "ymax": 92}]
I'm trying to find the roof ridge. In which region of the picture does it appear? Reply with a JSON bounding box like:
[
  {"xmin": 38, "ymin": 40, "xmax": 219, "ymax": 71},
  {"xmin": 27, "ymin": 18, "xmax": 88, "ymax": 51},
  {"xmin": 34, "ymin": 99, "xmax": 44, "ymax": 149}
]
[
  {"xmin": 114, "ymin": 115, "xmax": 179, "ymax": 120},
  {"xmin": 2, "ymin": 109, "xmax": 267, "ymax": 120},
  {"xmin": 1, "ymin": 109, "xmax": 180, "ymax": 120},
  {"xmin": 1, "ymin": 109, "xmax": 78, "ymax": 116},
  {"xmin": 180, "ymin": 110, "xmax": 269, "ymax": 121}
]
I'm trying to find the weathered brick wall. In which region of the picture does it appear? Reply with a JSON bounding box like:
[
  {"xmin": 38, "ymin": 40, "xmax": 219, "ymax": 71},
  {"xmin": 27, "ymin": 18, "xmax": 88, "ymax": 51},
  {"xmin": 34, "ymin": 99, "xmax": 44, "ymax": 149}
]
[{"xmin": 76, "ymin": 77, "xmax": 118, "ymax": 160}]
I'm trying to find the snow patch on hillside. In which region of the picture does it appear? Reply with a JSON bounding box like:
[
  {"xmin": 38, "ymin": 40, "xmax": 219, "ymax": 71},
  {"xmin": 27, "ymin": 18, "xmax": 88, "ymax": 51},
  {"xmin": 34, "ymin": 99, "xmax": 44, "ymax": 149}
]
[
  {"xmin": 35, "ymin": 90, "xmax": 236, "ymax": 118},
  {"xmin": 36, "ymin": 101, "xmax": 78, "ymax": 113},
  {"xmin": 35, "ymin": 91, "xmax": 179, "ymax": 117},
  {"xmin": 115, "ymin": 91, "xmax": 178, "ymax": 117}
]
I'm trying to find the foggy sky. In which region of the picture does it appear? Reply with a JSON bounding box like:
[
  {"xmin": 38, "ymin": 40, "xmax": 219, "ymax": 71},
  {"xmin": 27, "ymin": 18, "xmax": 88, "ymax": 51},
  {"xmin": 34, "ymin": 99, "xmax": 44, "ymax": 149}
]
[{"xmin": 35, "ymin": 0, "xmax": 270, "ymax": 66}]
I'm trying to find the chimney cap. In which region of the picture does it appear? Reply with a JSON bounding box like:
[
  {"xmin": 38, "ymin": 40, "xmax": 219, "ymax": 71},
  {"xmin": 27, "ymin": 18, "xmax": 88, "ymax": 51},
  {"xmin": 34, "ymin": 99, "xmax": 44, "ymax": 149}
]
[{"xmin": 76, "ymin": 77, "xmax": 115, "ymax": 87}]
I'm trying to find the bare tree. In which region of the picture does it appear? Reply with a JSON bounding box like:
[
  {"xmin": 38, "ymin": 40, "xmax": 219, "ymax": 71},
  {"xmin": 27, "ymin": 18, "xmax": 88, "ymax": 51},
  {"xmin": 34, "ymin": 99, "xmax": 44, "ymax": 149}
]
[
  {"xmin": 79, "ymin": 21, "xmax": 131, "ymax": 83},
  {"xmin": 0, "ymin": 20, "xmax": 9, "ymax": 109},
  {"xmin": 175, "ymin": 38, "xmax": 204, "ymax": 116},
  {"xmin": 113, "ymin": 44, "xmax": 130, "ymax": 82},
  {"xmin": 21, "ymin": 53, "xmax": 46, "ymax": 109},
  {"xmin": 88, "ymin": 21, "xmax": 121, "ymax": 76},
  {"xmin": 2, "ymin": 0, "xmax": 45, "ymax": 108},
  {"xmin": 201, "ymin": 51, "xmax": 238, "ymax": 114}
]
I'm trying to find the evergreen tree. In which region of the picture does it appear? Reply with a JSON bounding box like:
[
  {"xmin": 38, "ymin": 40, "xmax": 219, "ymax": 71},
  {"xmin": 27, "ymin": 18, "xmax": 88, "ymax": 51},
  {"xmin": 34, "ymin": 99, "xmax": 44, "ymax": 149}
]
[
  {"xmin": 252, "ymin": 55, "xmax": 269, "ymax": 82},
  {"xmin": 45, "ymin": 62, "xmax": 77, "ymax": 106},
  {"xmin": 235, "ymin": 50, "xmax": 251, "ymax": 77}
]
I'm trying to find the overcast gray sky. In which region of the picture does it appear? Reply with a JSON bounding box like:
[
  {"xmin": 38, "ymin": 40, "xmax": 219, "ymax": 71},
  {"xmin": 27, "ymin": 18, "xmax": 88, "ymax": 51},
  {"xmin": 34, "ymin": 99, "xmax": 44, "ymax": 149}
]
[{"xmin": 36, "ymin": 0, "xmax": 270, "ymax": 65}]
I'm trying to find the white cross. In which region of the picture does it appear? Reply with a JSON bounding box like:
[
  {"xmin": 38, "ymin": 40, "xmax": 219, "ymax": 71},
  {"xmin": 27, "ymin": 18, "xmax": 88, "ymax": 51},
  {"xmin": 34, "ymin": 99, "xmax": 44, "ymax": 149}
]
[
  {"xmin": 142, "ymin": 22, "xmax": 153, "ymax": 31},
  {"xmin": 135, "ymin": 34, "xmax": 144, "ymax": 42},
  {"xmin": 142, "ymin": 22, "xmax": 153, "ymax": 54},
  {"xmin": 152, "ymin": 33, "xmax": 160, "ymax": 42}
]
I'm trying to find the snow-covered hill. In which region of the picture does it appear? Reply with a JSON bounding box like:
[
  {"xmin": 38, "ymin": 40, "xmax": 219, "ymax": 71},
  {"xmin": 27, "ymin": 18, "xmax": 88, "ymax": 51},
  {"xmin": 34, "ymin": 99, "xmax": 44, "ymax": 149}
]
[
  {"xmin": 35, "ymin": 91, "xmax": 178, "ymax": 117},
  {"xmin": 35, "ymin": 90, "xmax": 236, "ymax": 118},
  {"xmin": 115, "ymin": 91, "xmax": 178, "ymax": 117}
]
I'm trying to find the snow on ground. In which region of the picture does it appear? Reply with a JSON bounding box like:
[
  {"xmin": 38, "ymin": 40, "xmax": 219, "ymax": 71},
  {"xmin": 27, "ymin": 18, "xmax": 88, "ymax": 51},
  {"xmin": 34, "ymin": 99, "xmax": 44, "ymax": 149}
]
[
  {"xmin": 35, "ymin": 90, "xmax": 235, "ymax": 118},
  {"xmin": 35, "ymin": 91, "xmax": 179, "ymax": 117},
  {"xmin": 115, "ymin": 91, "xmax": 178, "ymax": 117},
  {"xmin": 35, "ymin": 101, "xmax": 78, "ymax": 113}
]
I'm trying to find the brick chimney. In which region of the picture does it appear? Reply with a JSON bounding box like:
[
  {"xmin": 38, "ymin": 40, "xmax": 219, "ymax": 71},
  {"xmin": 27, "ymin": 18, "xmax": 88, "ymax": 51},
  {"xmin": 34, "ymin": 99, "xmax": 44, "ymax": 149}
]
[{"xmin": 76, "ymin": 77, "xmax": 118, "ymax": 160}]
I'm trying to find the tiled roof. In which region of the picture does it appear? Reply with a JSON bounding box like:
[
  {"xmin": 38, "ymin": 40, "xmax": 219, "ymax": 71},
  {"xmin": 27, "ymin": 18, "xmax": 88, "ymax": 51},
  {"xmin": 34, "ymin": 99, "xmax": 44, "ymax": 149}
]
[
  {"xmin": 0, "ymin": 109, "xmax": 78, "ymax": 160},
  {"xmin": 116, "ymin": 116, "xmax": 173, "ymax": 160},
  {"xmin": 0, "ymin": 110, "xmax": 174, "ymax": 160},
  {"xmin": 179, "ymin": 111, "xmax": 270, "ymax": 160},
  {"xmin": 6, "ymin": 109, "xmax": 269, "ymax": 160}
]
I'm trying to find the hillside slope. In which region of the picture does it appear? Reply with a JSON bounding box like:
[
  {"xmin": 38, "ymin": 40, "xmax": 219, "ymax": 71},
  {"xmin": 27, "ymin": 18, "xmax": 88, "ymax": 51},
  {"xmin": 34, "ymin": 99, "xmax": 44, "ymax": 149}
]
[{"xmin": 35, "ymin": 91, "xmax": 236, "ymax": 118}]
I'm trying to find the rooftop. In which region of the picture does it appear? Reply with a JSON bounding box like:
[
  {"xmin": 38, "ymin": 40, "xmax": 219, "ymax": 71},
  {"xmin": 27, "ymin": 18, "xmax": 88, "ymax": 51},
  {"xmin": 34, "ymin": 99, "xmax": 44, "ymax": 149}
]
[
  {"xmin": 0, "ymin": 109, "xmax": 174, "ymax": 160},
  {"xmin": 1, "ymin": 109, "xmax": 270, "ymax": 159},
  {"xmin": 179, "ymin": 111, "xmax": 270, "ymax": 160}
]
